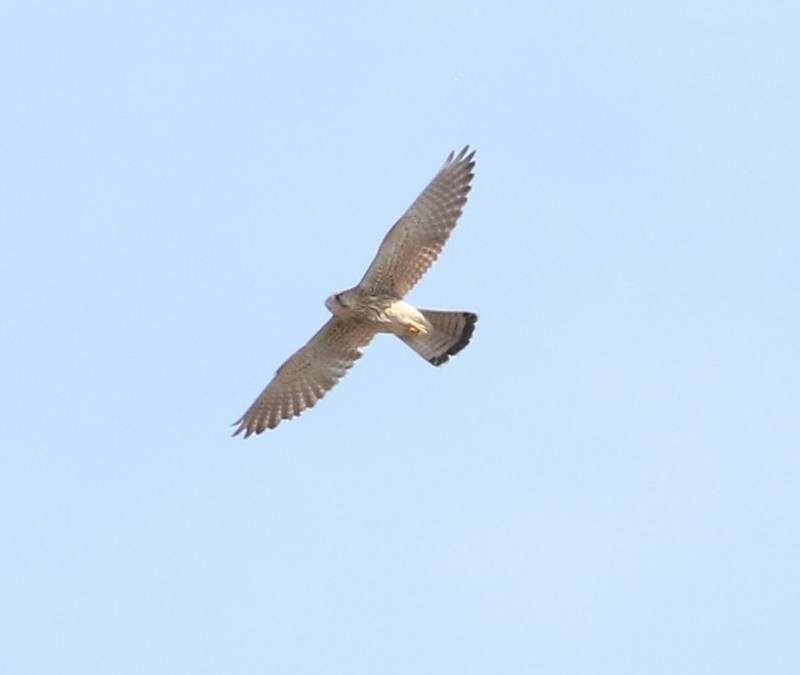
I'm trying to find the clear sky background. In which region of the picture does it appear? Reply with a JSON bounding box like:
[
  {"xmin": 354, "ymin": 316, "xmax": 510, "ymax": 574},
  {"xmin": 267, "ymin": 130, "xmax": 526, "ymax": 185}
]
[{"xmin": 2, "ymin": 2, "xmax": 798, "ymax": 673}]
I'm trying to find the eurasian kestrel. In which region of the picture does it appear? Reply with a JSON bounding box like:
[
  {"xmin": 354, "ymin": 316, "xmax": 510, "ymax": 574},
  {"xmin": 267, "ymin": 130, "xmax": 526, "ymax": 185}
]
[{"xmin": 233, "ymin": 146, "xmax": 478, "ymax": 436}]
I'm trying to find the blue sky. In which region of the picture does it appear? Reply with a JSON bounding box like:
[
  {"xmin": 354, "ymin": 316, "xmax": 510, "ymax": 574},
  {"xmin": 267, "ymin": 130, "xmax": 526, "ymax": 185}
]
[{"xmin": 2, "ymin": 1, "xmax": 799, "ymax": 673}]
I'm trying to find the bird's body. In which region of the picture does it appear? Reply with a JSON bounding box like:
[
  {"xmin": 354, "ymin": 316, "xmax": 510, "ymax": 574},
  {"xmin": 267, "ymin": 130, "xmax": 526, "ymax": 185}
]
[
  {"xmin": 326, "ymin": 291, "xmax": 432, "ymax": 336},
  {"xmin": 233, "ymin": 147, "xmax": 478, "ymax": 437}
]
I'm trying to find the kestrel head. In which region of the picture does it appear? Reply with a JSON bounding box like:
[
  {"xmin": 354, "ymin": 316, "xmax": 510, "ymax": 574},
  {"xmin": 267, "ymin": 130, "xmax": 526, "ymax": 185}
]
[{"xmin": 325, "ymin": 289, "xmax": 356, "ymax": 315}]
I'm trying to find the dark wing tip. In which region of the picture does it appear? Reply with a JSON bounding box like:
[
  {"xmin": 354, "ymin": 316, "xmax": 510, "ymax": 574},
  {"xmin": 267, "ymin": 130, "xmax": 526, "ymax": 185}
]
[
  {"xmin": 457, "ymin": 145, "xmax": 475, "ymax": 162},
  {"xmin": 231, "ymin": 417, "xmax": 250, "ymax": 438},
  {"xmin": 444, "ymin": 145, "xmax": 476, "ymax": 168},
  {"xmin": 231, "ymin": 415, "xmax": 262, "ymax": 438}
]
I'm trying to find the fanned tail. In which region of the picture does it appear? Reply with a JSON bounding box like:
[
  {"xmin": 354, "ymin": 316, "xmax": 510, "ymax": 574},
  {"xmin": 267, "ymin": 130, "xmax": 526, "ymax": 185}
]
[{"xmin": 400, "ymin": 310, "xmax": 477, "ymax": 366}]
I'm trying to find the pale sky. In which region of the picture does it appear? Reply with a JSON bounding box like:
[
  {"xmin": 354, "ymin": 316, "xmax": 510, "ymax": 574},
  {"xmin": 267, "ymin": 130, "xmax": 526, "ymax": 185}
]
[{"xmin": 2, "ymin": 2, "xmax": 799, "ymax": 673}]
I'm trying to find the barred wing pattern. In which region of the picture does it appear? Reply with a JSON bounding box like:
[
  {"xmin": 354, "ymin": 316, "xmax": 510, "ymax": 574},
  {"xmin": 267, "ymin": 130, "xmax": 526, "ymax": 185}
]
[
  {"xmin": 359, "ymin": 146, "xmax": 476, "ymax": 297},
  {"xmin": 232, "ymin": 318, "xmax": 376, "ymax": 437}
]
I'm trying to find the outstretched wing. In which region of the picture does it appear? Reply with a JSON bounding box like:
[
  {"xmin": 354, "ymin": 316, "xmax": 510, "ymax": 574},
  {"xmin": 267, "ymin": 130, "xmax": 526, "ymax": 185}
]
[
  {"xmin": 358, "ymin": 146, "xmax": 476, "ymax": 298},
  {"xmin": 232, "ymin": 317, "xmax": 376, "ymax": 437}
]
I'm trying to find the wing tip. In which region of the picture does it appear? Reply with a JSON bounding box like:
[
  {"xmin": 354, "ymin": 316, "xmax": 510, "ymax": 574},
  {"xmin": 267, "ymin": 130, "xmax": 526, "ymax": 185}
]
[
  {"xmin": 444, "ymin": 145, "xmax": 476, "ymax": 168},
  {"xmin": 231, "ymin": 412, "xmax": 271, "ymax": 438},
  {"xmin": 231, "ymin": 417, "xmax": 251, "ymax": 438},
  {"xmin": 456, "ymin": 144, "xmax": 476, "ymax": 162}
]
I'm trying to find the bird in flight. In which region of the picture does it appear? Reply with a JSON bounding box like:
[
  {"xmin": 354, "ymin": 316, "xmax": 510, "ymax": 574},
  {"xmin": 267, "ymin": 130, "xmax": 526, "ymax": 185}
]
[{"xmin": 233, "ymin": 146, "xmax": 478, "ymax": 437}]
